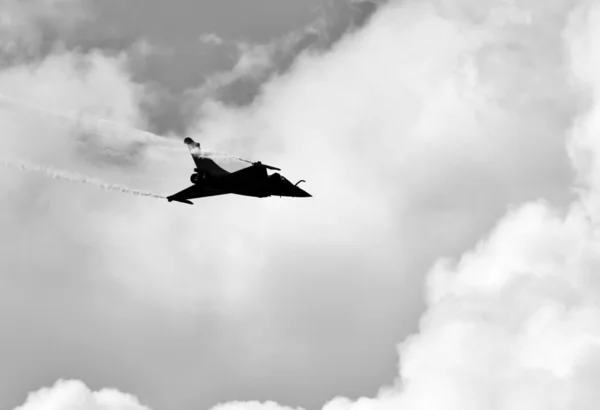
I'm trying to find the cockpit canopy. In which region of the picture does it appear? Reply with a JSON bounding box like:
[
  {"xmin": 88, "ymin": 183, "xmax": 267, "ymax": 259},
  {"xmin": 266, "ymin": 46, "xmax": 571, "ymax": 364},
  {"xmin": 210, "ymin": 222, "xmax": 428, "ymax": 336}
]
[{"xmin": 270, "ymin": 172, "xmax": 289, "ymax": 183}]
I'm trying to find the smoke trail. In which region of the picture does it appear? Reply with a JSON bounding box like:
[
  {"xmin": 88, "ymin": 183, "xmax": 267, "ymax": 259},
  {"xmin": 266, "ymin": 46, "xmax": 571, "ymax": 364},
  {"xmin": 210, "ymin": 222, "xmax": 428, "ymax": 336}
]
[
  {"xmin": 190, "ymin": 147, "xmax": 248, "ymax": 162},
  {"xmin": 0, "ymin": 93, "xmax": 255, "ymax": 161},
  {"xmin": 0, "ymin": 92, "xmax": 183, "ymax": 150},
  {"xmin": 0, "ymin": 93, "xmax": 267, "ymax": 169},
  {"xmin": 198, "ymin": 147, "xmax": 255, "ymax": 163},
  {"xmin": 1, "ymin": 158, "xmax": 165, "ymax": 199}
]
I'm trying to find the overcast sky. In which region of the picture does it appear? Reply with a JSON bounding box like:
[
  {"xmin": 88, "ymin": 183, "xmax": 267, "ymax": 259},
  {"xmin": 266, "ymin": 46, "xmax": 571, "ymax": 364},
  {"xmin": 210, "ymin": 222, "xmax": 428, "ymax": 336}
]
[{"xmin": 2, "ymin": 1, "xmax": 600, "ymax": 410}]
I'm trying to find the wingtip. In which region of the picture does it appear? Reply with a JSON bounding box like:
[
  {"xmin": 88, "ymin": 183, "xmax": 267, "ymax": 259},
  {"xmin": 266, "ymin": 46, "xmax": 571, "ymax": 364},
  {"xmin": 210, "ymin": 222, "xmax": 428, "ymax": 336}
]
[{"xmin": 167, "ymin": 196, "xmax": 194, "ymax": 205}]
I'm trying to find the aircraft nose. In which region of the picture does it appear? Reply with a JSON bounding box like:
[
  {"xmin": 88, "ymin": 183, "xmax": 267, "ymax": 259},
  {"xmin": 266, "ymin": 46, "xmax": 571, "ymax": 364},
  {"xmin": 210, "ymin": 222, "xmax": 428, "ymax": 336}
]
[{"xmin": 295, "ymin": 186, "xmax": 312, "ymax": 197}]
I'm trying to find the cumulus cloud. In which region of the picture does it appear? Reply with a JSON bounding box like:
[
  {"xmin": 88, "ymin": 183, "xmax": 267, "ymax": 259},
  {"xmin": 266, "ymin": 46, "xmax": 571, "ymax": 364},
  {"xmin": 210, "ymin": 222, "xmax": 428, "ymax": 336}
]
[
  {"xmin": 14, "ymin": 380, "xmax": 150, "ymax": 410},
  {"xmin": 0, "ymin": 3, "xmax": 183, "ymax": 408},
  {"xmin": 0, "ymin": 48, "xmax": 155, "ymax": 175},
  {"xmin": 213, "ymin": 402, "xmax": 304, "ymax": 410},
  {"xmin": 4, "ymin": 0, "xmax": 600, "ymax": 410},
  {"xmin": 200, "ymin": 0, "xmax": 600, "ymax": 409},
  {"xmin": 100, "ymin": 1, "xmax": 383, "ymax": 135},
  {"xmin": 183, "ymin": 0, "xmax": 382, "ymax": 110},
  {"xmin": 199, "ymin": 33, "xmax": 225, "ymax": 46}
]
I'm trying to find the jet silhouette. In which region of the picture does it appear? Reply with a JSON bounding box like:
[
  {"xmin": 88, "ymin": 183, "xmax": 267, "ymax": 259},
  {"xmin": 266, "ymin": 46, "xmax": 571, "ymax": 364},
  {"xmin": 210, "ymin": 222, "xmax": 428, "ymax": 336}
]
[{"xmin": 167, "ymin": 138, "xmax": 311, "ymax": 204}]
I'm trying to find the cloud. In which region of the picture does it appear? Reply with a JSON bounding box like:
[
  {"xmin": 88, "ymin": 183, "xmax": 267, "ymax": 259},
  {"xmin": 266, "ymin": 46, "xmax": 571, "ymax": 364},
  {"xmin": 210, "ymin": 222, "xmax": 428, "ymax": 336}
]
[
  {"xmin": 14, "ymin": 380, "xmax": 150, "ymax": 410},
  {"xmin": 86, "ymin": 0, "xmax": 384, "ymax": 135},
  {"xmin": 199, "ymin": 33, "xmax": 225, "ymax": 46},
  {"xmin": 3, "ymin": 0, "xmax": 599, "ymax": 410},
  {"xmin": 0, "ymin": 48, "xmax": 154, "ymax": 173},
  {"xmin": 213, "ymin": 402, "xmax": 304, "ymax": 410},
  {"xmin": 0, "ymin": 0, "xmax": 90, "ymax": 61},
  {"xmin": 0, "ymin": 6, "xmax": 183, "ymax": 408},
  {"xmin": 180, "ymin": 0, "xmax": 383, "ymax": 116},
  {"xmin": 200, "ymin": 0, "xmax": 600, "ymax": 409}
]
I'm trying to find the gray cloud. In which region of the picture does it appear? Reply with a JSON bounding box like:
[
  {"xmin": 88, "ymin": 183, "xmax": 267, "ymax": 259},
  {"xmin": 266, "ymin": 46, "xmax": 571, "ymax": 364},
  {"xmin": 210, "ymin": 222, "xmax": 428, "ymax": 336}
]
[
  {"xmin": 0, "ymin": 0, "xmax": 91, "ymax": 65},
  {"xmin": 4, "ymin": 1, "xmax": 383, "ymax": 136},
  {"xmin": 100, "ymin": 0, "xmax": 385, "ymax": 134},
  {"xmin": 181, "ymin": 0, "xmax": 382, "ymax": 114}
]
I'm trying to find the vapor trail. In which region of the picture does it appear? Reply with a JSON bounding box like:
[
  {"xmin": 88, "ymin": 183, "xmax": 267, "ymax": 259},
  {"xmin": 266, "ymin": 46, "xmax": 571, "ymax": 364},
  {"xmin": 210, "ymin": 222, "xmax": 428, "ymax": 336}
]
[
  {"xmin": 0, "ymin": 93, "xmax": 182, "ymax": 150},
  {"xmin": 0, "ymin": 93, "xmax": 253, "ymax": 161},
  {"xmin": 1, "ymin": 159, "xmax": 165, "ymax": 199}
]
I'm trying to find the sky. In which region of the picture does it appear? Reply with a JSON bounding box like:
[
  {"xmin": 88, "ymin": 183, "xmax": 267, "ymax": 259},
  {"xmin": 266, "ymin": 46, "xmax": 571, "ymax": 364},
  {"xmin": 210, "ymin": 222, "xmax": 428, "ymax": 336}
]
[{"xmin": 2, "ymin": 0, "xmax": 600, "ymax": 410}]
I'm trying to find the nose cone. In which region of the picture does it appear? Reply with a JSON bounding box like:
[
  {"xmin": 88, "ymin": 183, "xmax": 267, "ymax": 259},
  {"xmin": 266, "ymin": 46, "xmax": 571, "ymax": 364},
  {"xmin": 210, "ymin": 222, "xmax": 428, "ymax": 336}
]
[{"xmin": 294, "ymin": 186, "xmax": 312, "ymax": 197}]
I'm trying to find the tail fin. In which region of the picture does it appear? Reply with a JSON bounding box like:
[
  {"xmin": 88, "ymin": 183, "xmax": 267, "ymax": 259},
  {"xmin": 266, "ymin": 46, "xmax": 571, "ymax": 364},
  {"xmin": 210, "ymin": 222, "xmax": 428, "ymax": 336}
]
[
  {"xmin": 184, "ymin": 138, "xmax": 230, "ymax": 177},
  {"xmin": 184, "ymin": 137, "xmax": 201, "ymax": 155}
]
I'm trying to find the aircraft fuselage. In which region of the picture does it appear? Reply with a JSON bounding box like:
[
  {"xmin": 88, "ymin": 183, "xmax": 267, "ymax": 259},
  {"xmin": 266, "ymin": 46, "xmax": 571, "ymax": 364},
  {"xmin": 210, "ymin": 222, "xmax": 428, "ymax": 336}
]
[
  {"xmin": 194, "ymin": 171, "xmax": 309, "ymax": 198},
  {"xmin": 166, "ymin": 137, "xmax": 311, "ymax": 204}
]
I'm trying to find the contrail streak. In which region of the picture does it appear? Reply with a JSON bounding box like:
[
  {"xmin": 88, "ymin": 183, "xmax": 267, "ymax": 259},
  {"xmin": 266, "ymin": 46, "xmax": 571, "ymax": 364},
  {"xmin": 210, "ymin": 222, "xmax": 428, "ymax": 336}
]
[
  {"xmin": 0, "ymin": 93, "xmax": 257, "ymax": 162},
  {"xmin": 0, "ymin": 92, "xmax": 182, "ymax": 150},
  {"xmin": 1, "ymin": 159, "xmax": 165, "ymax": 200}
]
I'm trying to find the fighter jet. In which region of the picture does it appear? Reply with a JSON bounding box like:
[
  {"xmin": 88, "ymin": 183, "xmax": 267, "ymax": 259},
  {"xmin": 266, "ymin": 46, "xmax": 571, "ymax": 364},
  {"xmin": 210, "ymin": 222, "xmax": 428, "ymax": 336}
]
[{"xmin": 166, "ymin": 138, "xmax": 311, "ymax": 204}]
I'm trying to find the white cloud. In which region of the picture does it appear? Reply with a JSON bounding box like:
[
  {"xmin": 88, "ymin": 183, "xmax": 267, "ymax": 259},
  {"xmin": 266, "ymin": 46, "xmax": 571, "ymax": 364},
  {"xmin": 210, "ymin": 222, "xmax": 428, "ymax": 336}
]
[
  {"xmin": 0, "ymin": 49, "xmax": 151, "ymax": 174},
  {"xmin": 4, "ymin": 0, "xmax": 600, "ymax": 409},
  {"xmin": 14, "ymin": 380, "xmax": 150, "ymax": 410},
  {"xmin": 213, "ymin": 402, "xmax": 304, "ymax": 410},
  {"xmin": 199, "ymin": 33, "xmax": 225, "ymax": 46},
  {"xmin": 198, "ymin": 0, "xmax": 600, "ymax": 409},
  {"xmin": 185, "ymin": 0, "xmax": 578, "ymax": 336},
  {"xmin": 191, "ymin": 2, "xmax": 600, "ymax": 410}
]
